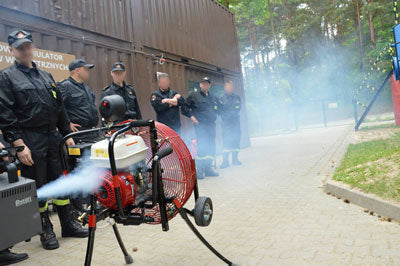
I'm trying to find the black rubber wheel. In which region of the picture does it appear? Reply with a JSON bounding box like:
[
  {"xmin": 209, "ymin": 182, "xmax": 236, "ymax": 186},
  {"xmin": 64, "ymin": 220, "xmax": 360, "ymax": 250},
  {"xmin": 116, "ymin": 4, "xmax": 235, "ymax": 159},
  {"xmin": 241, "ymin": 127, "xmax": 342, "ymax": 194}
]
[{"xmin": 194, "ymin": 196, "xmax": 213, "ymax": 227}]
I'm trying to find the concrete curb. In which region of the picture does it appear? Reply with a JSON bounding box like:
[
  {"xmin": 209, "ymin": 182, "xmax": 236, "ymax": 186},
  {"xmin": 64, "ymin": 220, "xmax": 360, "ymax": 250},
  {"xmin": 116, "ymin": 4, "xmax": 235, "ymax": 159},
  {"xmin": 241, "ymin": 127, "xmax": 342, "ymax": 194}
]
[{"xmin": 324, "ymin": 179, "xmax": 400, "ymax": 221}]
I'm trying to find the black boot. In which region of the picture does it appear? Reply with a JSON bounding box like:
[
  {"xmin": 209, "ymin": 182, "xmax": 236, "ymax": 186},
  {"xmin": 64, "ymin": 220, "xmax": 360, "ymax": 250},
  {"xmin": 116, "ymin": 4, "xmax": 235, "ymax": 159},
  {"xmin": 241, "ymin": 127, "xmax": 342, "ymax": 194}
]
[
  {"xmin": 204, "ymin": 159, "xmax": 219, "ymax": 177},
  {"xmin": 0, "ymin": 248, "xmax": 28, "ymax": 265},
  {"xmin": 57, "ymin": 204, "xmax": 89, "ymax": 238},
  {"xmin": 40, "ymin": 211, "xmax": 59, "ymax": 250},
  {"xmin": 232, "ymin": 151, "xmax": 242, "ymax": 166},
  {"xmin": 220, "ymin": 152, "xmax": 230, "ymax": 169}
]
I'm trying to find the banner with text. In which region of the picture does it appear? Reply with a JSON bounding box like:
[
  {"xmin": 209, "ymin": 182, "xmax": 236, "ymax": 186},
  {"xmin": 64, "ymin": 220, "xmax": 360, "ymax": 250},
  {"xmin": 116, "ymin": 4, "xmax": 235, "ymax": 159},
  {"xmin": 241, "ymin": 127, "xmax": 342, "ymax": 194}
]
[{"xmin": 0, "ymin": 41, "xmax": 75, "ymax": 81}]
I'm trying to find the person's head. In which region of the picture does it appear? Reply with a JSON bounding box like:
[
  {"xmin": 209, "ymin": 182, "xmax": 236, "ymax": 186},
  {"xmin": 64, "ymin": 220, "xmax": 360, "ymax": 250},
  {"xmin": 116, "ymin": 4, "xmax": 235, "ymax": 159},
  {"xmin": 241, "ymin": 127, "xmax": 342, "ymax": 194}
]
[
  {"xmin": 8, "ymin": 30, "xmax": 34, "ymax": 66},
  {"xmin": 157, "ymin": 73, "xmax": 170, "ymax": 91},
  {"xmin": 199, "ymin": 77, "xmax": 211, "ymax": 92},
  {"xmin": 69, "ymin": 59, "xmax": 94, "ymax": 82},
  {"xmin": 110, "ymin": 62, "xmax": 126, "ymax": 84},
  {"xmin": 224, "ymin": 80, "xmax": 235, "ymax": 94}
]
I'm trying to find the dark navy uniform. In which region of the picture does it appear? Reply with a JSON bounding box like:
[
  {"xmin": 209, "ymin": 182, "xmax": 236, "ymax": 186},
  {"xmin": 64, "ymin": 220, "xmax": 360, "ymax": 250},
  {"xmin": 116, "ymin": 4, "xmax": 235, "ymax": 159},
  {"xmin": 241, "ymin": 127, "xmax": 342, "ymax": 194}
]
[
  {"xmin": 101, "ymin": 81, "xmax": 142, "ymax": 121},
  {"xmin": 182, "ymin": 80, "xmax": 220, "ymax": 177},
  {"xmin": 57, "ymin": 59, "xmax": 98, "ymax": 144},
  {"xmin": 57, "ymin": 76, "xmax": 99, "ymax": 129},
  {"xmin": 0, "ymin": 30, "xmax": 88, "ymax": 250},
  {"xmin": 219, "ymin": 92, "xmax": 242, "ymax": 166},
  {"xmin": 150, "ymin": 88, "xmax": 184, "ymax": 133},
  {"xmin": 0, "ymin": 61, "xmax": 71, "ymax": 189}
]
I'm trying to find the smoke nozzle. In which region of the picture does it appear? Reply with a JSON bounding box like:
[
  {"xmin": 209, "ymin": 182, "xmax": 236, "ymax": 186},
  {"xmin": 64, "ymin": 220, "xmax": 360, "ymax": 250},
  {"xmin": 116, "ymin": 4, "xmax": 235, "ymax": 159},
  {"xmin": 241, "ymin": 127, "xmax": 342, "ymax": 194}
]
[{"xmin": 99, "ymin": 95, "xmax": 126, "ymax": 121}]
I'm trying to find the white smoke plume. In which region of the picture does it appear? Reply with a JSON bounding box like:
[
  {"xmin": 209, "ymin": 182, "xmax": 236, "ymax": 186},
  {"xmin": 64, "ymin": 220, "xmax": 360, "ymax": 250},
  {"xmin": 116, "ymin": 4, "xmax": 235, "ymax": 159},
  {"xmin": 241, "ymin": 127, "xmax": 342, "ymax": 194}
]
[{"xmin": 37, "ymin": 159, "xmax": 106, "ymax": 200}]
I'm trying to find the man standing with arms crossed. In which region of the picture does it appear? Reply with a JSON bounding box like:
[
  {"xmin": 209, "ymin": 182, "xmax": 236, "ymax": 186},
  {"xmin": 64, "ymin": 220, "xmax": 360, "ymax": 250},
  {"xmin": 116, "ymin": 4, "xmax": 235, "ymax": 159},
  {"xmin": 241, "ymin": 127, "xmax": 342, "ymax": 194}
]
[
  {"xmin": 0, "ymin": 30, "xmax": 88, "ymax": 251},
  {"xmin": 150, "ymin": 73, "xmax": 184, "ymax": 134}
]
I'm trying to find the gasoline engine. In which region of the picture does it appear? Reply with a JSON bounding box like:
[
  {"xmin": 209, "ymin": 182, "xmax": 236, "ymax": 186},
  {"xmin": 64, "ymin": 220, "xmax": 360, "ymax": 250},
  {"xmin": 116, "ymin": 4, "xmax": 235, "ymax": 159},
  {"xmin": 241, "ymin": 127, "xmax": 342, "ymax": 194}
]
[{"xmin": 90, "ymin": 135, "xmax": 149, "ymax": 211}]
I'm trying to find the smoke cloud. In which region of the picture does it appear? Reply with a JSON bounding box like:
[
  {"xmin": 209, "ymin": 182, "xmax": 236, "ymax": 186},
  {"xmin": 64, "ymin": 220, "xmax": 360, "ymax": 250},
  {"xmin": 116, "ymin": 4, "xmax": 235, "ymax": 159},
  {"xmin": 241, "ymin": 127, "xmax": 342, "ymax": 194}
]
[
  {"xmin": 37, "ymin": 158, "xmax": 106, "ymax": 200},
  {"xmin": 244, "ymin": 43, "xmax": 393, "ymax": 137}
]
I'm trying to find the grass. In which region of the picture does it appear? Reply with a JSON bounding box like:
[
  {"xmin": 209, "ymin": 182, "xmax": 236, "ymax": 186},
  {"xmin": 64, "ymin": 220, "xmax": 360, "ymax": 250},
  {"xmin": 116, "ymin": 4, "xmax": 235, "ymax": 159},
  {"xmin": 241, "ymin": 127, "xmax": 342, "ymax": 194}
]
[
  {"xmin": 333, "ymin": 132, "xmax": 400, "ymax": 203},
  {"xmin": 363, "ymin": 116, "xmax": 395, "ymax": 123},
  {"xmin": 360, "ymin": 123, "xmax": 398, "ymax": 131}
]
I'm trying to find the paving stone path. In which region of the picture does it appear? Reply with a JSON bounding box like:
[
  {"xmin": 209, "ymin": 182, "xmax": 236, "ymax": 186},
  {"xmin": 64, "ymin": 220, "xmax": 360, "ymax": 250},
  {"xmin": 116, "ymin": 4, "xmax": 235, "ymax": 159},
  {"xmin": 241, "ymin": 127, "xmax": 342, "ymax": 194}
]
[{"xmin": 15, "ymin": 125, "xmax": 400, "ymax": 265}]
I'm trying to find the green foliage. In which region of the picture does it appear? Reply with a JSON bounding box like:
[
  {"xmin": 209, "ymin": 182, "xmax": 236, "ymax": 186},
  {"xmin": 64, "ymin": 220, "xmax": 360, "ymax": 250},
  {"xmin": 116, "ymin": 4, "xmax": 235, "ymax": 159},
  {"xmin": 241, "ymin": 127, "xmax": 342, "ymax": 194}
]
[{"xmin": 218, "ymin": 0, "xmax": 397, "ymax": 134}]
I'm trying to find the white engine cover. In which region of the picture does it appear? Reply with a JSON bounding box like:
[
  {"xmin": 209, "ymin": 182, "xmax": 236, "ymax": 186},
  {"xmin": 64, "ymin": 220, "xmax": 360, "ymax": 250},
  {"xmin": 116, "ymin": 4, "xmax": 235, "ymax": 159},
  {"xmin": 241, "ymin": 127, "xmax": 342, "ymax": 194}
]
[{"xmin": 89, "ymin": 135, "xmax": 148, "ymax": 169}]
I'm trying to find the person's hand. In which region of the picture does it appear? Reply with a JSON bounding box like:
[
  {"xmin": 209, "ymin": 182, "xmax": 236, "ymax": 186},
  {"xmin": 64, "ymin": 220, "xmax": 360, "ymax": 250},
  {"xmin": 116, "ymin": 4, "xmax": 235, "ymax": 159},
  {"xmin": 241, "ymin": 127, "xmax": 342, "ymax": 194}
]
[
  {"xmin": 70, "ymin": 122, "xmax": 81, "ymax": 132},
  {"xmin": 191, "ymin": 116, "xmax": 199, "ymax": 125},
  {"xmin": 167, "ymin": 98, "xmax": 178, "ymax": 106},
  {"xmin": 66, "ymin": 138, "xmax": 75, "ymax": 147},
  {"xmin": 13, "ymin": 139, "xmax": 34, "ymax": 166},
  {"xmin": 162, "ymin": 98, "xmax": 178, "ymax": 106},
  {"xmin": 174, "ymin": 94, "xmax": 181, "ymax": 99}
]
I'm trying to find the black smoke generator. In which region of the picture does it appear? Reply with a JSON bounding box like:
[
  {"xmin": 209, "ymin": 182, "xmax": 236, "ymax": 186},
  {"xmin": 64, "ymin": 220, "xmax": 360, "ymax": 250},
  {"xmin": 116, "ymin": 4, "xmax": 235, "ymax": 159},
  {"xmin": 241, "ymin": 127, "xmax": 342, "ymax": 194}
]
[{"xmin": 0, "ymin": 147, "xmax": 42, "ymax": 250}]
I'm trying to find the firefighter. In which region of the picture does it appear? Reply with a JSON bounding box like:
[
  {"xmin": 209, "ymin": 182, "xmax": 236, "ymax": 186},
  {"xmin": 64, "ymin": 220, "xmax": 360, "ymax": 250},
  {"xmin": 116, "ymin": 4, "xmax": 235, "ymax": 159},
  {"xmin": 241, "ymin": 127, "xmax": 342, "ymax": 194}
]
[
  {"xmin": 57, "ymin": 59, "xmax": 99, "ymax": 142},
  {"xmin": 101, "ymin": 62, "xmax": 142, "ymax": 122},
  {"xmin": 0, "ymin": 30, "xmax": 88, "ymax": 251},
  {"xmin": 219, "ymin": 81, "xmax": 242, "ymax": 168},
  {"xmin": 150, "ymin": 73, "xmax": 184, "ymax": 134},
  {"xmin": 182, "ymin": 77, "xmax": 219, "ymax": 178},
  {"xmin": 57, "ymin": 59, "xmax": 99, "ymax": 213}
]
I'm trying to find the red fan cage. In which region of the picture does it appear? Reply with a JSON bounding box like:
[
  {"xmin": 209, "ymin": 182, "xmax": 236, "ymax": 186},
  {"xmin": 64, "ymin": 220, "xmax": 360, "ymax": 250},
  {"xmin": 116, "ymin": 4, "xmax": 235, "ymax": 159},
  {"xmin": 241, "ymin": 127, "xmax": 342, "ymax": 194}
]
[{"xmin": 131, "ymin": 122, "xmax": 196, "ymax": 224}]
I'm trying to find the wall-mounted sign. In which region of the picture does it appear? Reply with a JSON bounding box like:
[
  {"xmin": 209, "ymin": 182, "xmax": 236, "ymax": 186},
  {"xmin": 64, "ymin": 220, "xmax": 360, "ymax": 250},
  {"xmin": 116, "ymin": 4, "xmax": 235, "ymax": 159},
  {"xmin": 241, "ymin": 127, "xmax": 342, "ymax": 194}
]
[{"xmin": 0, "ymin": 42, "xmax": 75, "ymax": 81}]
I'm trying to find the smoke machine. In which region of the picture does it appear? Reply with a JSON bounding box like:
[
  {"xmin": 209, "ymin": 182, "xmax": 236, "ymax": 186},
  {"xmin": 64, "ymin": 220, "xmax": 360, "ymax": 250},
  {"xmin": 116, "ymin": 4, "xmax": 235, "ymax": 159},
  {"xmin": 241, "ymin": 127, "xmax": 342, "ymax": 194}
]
[
  {"xmin": 0, "ymin": 146, "xmax": 42, "ymax": 251},
  {"xmin": 61, "ymin": 95, "xmax": 239, "ymax": 266}
]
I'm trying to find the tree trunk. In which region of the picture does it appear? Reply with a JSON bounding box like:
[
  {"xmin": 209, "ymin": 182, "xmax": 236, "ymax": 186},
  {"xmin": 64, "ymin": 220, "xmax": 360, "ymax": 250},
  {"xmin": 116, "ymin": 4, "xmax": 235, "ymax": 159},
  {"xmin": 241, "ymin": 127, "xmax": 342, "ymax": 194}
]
[
  {"xmin": 268, "ymin": 0, "xmax": 279, "ymax": 57},
  {"xmin": 355, "ymin": 0, "xmax": 364, "ymax": 70},
  {"xmin": 330, "ymin": 0, "xmax": 336, "ymax": 44},
  {"xmin": 336, "ymin": 0, "xmax": 343, "ymax": 45},
  {"xmin": 367, "ymin": 0, "xmax": 376, "ymax": 49},
  {"xmin": 248, "ymin": 21, "xmax": 260, "ymax": 73},
  {"xmin": 261, "ymin": 51, "xmax": 266, "ymax": 66},
  {"xmin": 324, "ymin": 16, "xmax": 330, "ymax": 47},
  {"xmin": 222, "ymin": 0, "xmax": 230, "ymax": 8}
]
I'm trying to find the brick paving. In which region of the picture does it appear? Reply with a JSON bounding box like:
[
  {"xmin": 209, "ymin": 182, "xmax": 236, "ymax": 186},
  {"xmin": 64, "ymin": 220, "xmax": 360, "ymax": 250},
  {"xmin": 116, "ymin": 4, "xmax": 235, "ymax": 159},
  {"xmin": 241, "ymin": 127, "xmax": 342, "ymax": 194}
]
[{"xmin": 13, "ymin": 125, "xmax": 400, "ymax": 265}]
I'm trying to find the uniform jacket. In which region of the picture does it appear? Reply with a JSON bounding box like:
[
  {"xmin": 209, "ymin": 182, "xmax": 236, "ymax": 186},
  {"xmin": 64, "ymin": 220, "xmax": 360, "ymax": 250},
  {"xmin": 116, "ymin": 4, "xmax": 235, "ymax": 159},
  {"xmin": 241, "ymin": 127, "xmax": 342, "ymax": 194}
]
[
  {"xmin": 182, "ymin": 90, "xmax": 220, "ymax": 123},
  {"xmin": 57, "ymin": 77, "xmax": 99, "ymax": 128},
  {"xmin": 101, "ymin": 81, "xmax": 142, "ymax": 120},
  {"xmin": 219, "ymin": 93, "xmax": 241, "ymax": 123},
  {"xmin": 150, "ymin": 88, "xmax": 184, "ymax": 129},
  {"xmin": 0, "ymin": 62, "xmax": 71, "ymax": 142}
]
